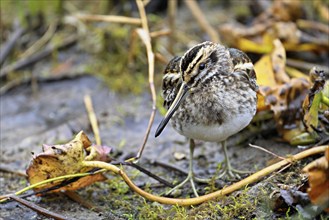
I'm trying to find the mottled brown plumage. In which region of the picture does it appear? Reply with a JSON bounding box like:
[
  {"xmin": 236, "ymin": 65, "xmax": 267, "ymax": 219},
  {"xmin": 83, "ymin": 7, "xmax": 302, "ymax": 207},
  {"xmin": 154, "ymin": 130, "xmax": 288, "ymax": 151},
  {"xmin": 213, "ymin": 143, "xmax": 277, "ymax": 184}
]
[{"xmin": 155, "ymin": 41, "xmax": 258, "ymax": 196}]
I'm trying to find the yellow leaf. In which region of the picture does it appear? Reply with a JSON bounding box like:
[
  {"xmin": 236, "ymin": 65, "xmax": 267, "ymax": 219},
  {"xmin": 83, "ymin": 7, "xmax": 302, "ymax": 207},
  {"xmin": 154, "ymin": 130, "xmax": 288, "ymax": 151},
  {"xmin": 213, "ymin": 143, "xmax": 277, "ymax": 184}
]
[
  {"xmin": 237, "ymin": 38, "xmax": 273, "ymax": 54},
  {"xmin": 254, "ymin": 55, "xmax": 276, "ymax": 87},
  {"xmin": 285, "ymin": 66, "xmax": 309, "ymax": 79},
  {"xmin": 256, "ymin": 90, "xmax": 270, "ymax": 112}
]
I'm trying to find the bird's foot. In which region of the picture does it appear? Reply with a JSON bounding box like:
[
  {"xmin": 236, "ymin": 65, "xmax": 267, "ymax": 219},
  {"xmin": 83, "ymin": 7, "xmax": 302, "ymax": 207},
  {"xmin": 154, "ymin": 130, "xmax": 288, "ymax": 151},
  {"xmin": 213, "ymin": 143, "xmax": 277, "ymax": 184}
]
[
  {"xmin": 165, "ymin": 172, "xmax": 199, "ymax": 197},
  {"xmin": 217, "ymin": 162, "xmax": 251, "ymax": 179}
]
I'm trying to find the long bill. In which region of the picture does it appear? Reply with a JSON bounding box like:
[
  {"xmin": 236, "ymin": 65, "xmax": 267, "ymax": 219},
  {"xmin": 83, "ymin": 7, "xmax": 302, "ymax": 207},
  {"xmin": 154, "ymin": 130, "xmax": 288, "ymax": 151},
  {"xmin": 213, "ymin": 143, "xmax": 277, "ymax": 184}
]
[{"xmin": 155, "ymin": 82, "xmax": 189, "ymax": 137}]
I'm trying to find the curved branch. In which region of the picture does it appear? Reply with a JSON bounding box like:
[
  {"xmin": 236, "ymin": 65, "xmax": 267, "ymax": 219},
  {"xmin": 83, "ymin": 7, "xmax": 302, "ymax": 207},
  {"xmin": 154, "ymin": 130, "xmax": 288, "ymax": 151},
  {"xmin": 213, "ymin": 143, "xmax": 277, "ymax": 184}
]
[{"xmin": 83, "ymin": 145, "xmax": 328, "ymax": 206}]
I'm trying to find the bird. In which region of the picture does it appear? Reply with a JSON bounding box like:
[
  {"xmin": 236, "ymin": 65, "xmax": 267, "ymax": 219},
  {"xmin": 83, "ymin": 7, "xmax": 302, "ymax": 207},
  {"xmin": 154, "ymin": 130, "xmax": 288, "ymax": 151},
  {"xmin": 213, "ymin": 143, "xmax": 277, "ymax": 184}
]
[{"xmin": 155, "ymin": 41, "xmax": 258, "ymax": 197}]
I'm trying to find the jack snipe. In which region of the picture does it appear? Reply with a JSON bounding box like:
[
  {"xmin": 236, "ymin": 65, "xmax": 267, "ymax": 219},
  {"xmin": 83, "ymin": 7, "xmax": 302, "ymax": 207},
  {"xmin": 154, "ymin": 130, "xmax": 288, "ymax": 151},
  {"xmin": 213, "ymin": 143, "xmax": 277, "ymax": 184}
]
[{"xmin": 155, "ymin": 41, "xmax": 258, "ymax": 197}]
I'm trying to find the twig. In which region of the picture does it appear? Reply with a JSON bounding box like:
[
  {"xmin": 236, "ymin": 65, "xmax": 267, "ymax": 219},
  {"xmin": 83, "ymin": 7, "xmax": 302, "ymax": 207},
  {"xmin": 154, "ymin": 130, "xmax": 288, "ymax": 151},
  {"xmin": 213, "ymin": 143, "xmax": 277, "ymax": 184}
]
[
  {"xmin": 0, "ymin": 168, "xmax": 104, "ymax": 203},
  {"xmin": 83, "ymin": 145, "xmax": 327, "ymax": 206},
  {"xmin": 297, "ymin": 19, "xmax": 329, "ymax": 35},
  {"xmin": 64, "ymin": 191, "xmax": 103, "ymax": 213},
  {"xmin": 0, "ymin": 171, "xmax": 102, "ymax": 201},
  {"xmin": 19, "ymin": 21, "xmax": 57, "ymax": 59},
  {"xmin": 151, "ymin": 160, "xmax": 188, "ymax": 175},
  {"xmin": 2, "ymin": 146, "xmax": 327, "ymax": 206},
  {"xmin": 84, "ymin": 95, "xmax": 101, "ymax": 146},
  {"xmin": 112, "ymin": 161, "xmax": 174, "ymax": 188},
  {"xmin": 8, "ymin": 195, "xmax": 69, "ymax": 220},
  {"xmin": 0, "ymin": 22, "xmax": 25, "ymax": 66},
  {"xmin": 286, "ymin": 58, "xmax": 329, "ymax": 73},
  {"xmin": 249, "ymin": 144, "xmax": 286, "ymax": 160},
  {"xmin": 0, "ymin": 35, "xmax": 78, "ymax": 78},
  {"xmin": 74, "ymin": 14, "xmax": 141, "ymax": 25},
  {"xmin": 154, "ymin": 52, "xmax": 169, "ymax": 65},
  {"xmin": 150, "ymin": 29, "xmax": 171, "ymax": 38},
  {"xmin": 265, "ymin": 163, "xmax": 292, "ymax": 181},
  {"xmin": 184, "ymin": 0, "xmax": 220, "ymax": 43},
  {"xmin": 167, "ymin": 0, "xmax": 177, "ymax": 54},
  {"xmin": 127, "ymin": 0, "xmax": 157, "ymax": 161}
]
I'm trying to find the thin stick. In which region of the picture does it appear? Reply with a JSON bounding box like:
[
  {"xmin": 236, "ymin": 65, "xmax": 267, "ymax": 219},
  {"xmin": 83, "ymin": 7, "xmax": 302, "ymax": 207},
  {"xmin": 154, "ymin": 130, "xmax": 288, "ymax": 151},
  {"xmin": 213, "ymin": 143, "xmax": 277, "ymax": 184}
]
[
  {"xmin": 152, "ymin": 160, "xmax": 188, "ymax": 175},
  {"xmin": 19, "ymin": 21, "xmax": 57, "ymax": 59},
  {"xmin": 297, "ymin": 19, "xmax": 329, "ymax": 35},
  {"xmin": 2, "ymin": 146, "xmax": 328, "ymax": 206},
  {"xmin": 150, "ymin": 29, "xmax": 171, "ymax": 38},
  {"xmin": 249, "ymin": 144, "xmax": 286, "ymax": 160},
  {"xmin": 0, "ymin": 35, "xmax": 77, "ymax": 77},
  {"xmin": 266, "ymin": 163, "xmax": 292, "ymax": 181},
  {"xmin": 128, "ymin": 0, "xmax": 157, "ymax": 161},
  {"xmin": 75, "ymin": 14, "xmax": 141, "ymax": 25},
  {"xmin": 8, "ymin": 195, "xmax": 69, "ymax": 220},
  {"xmin": 112, "ymin": 161, "xmax": 174, "ymax": 187},
  {"xmin": 286, "ymin": 58, "xmax": 329, "ymax": 73},
  {"xmin": 0, "ymin": 22, "xmax": 25, "ymax": 66},
  {"xmin": 84, "ymin": 95, "xmax": 101, "ymax": 145},
  {"xmin": 0, "ymin": 171, "xmax": 102, "ymax": 201},
  {"xmin": 64, "ymin": 191, "xmax": 102, "ymax": 213},
  {"xmin": 83, "ymin": 145, "xmax": 328, "ymax": 206},
  {"xmin": 167, "ymin": 0, "xmax": 177, "ymax": 54},
  {"xmin": 184, "ymin": 0, "xmax": 220, "ymax": 43}
]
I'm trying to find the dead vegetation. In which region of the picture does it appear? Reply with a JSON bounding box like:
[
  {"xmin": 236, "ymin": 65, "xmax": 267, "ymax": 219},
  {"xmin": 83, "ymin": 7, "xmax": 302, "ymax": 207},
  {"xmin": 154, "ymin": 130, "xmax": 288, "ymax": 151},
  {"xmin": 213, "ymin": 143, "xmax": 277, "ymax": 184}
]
[{"xmin": 0, "ymin": 0, "xmax": 328, "ymax": 219}]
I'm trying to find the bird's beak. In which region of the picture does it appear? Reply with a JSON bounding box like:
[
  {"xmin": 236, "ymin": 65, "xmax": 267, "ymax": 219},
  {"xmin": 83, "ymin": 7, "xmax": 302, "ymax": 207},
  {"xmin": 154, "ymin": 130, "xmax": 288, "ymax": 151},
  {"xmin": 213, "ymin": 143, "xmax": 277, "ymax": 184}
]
[{"xmin": 155, "ymin": 82, "xmax": 189, "ymax": 137}]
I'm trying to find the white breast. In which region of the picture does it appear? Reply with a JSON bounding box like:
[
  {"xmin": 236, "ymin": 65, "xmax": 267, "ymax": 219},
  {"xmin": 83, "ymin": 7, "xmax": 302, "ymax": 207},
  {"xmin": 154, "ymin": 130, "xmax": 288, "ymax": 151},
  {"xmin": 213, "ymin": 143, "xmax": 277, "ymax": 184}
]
[{"xmin": 175, "ymin": 111, "xmax": 254, "ymax": 142}]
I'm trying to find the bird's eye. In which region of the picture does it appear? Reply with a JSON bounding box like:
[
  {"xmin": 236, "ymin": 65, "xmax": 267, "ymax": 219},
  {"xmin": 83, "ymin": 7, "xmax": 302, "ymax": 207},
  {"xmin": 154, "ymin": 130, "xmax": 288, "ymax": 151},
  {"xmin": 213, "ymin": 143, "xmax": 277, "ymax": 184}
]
[{"xmin": 199, "ymin": 63, "xmax": 206, "ymax": 70}]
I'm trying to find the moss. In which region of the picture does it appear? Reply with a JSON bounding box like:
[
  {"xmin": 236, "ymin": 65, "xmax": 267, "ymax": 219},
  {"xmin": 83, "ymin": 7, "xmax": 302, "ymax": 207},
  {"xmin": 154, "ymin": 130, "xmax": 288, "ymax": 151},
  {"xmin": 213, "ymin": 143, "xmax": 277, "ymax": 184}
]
[
  {"xmin": 216, "ymin": 189, "xmax": 258, "ymax": 219},
  {"xmin": 204, "ymin": 162, "xmax": 223, "ymax": 194},
  {"xmin": 138, "ymin": 201, "xmax": 191, "ymax": 220}
]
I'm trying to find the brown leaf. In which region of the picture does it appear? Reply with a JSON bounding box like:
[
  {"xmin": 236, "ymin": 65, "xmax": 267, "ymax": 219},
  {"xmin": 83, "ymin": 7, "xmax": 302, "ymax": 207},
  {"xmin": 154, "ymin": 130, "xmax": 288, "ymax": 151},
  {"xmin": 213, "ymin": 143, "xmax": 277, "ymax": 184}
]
[
  {"xmin": 271, "ymin": 39, "xmax": 290, "ymax": 84},
  {"xmin": 302, "ymin": 67, "xmax": 329, "ymax": 132},
  {"xmin": 26, "ymin": 131, "xmax": 107, "ymax": 192},
  {"xmin": 85, "ymin": 144, "xmax": 112, "ymax": 162},
  {"xmin": 302, "ymin": 146, "xmax": 329, "ymax": 212}
]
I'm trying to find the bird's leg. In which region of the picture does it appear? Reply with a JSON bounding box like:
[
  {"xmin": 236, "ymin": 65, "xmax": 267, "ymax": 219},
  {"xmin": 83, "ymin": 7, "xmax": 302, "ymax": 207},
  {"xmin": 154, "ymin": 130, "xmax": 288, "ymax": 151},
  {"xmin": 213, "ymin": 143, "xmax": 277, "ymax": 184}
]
[
  {"xmin": 194, "ymin": 141, "xmax": 252, "ymax": 183},
  {"xmin": 166, "ymin": 138, "xmax": 199, "ymax": 197},
  {"xmin": 218, "ymin": 141, "xmax": 251, "ymax": 179}
]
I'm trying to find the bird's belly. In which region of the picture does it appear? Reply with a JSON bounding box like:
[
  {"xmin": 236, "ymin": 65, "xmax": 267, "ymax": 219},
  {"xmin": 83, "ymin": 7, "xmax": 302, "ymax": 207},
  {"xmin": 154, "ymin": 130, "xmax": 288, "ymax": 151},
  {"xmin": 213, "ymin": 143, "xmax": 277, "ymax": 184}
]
[{"xmin": 172, "ymin": 111, "xmax": 254, "ymax": 142}]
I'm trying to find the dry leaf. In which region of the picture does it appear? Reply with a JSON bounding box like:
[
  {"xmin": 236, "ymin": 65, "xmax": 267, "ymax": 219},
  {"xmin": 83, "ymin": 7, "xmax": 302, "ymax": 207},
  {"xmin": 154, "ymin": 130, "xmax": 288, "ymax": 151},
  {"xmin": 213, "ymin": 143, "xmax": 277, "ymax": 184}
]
[
  {"xmin": 302, "ymin": 146, "xmax": 329, "ymax": 212},
  {"xmin": 303, "ymin": 68, "xmax": 329, "ymax": 132},
  {"xmin": 254, "ymin": 54, "xmax": 276, "ymax": 87},
  {"xmin": 253, "ymin": 38, "xmax": 318, "ymax": 143},
  {"xmin": 26, "ymin": 131, "xmax": 110, "ymax": 192},
  {"xmin": 256, "ymin": 90, "xmax": 270, "ymax": 112},
  {"xmin": 219, "ymin": 0, "xmax": 328, "ymax": 53},
  {"xmin": 271, "ymin": 39, "xmax": 290, "ymax": 84}
]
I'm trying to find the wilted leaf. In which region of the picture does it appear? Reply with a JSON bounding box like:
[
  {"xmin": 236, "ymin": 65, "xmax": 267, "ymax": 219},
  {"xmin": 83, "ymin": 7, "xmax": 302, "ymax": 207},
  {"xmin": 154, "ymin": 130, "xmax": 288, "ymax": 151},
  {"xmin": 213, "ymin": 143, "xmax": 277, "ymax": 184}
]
[
  {"xmin": 271, "ymin": 39, "xmax": 290, "ymax": 84},
  {"xmin": 302, "ymin": 146, "xmax": 329, "ymax": 212},
  {"xmin": 303, "ymin": 68, "xmax": 329, "ymax": 133},
  {"xmin": 237, "ymin": 35, "xmax": 273, "ymax": 54},
  {"xmin": 256, "ymin": 90, "xmax": 270, "ymax": 112},
  {"xmin": 26, "ymin": 131, "xmax": 109, "ymax": 192},
  {"xmin": 85, "ymin": 144, "xmax": 112, "ymax": 162},
  {"xmin": 254, "ymin": 38, "xmax": 316, "ymax": 143},
  {"xmin": 219, "ymin": 0, "xmax": 328, "ymax": 53},
  {"xmin": 289, "ymin": 132, "xmax": 319, "ymax": 146},
  {"xmin": 254, "ymin": 54, "xmax": 276, "ymax": 87}
]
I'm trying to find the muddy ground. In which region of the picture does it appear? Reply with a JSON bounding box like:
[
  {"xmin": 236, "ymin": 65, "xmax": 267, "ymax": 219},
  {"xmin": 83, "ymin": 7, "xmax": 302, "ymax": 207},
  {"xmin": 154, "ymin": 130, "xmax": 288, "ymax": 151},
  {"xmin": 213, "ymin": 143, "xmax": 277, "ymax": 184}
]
[{"xmin": 1, "ymin": 75, "xmax": 325, "ymax": 219}]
